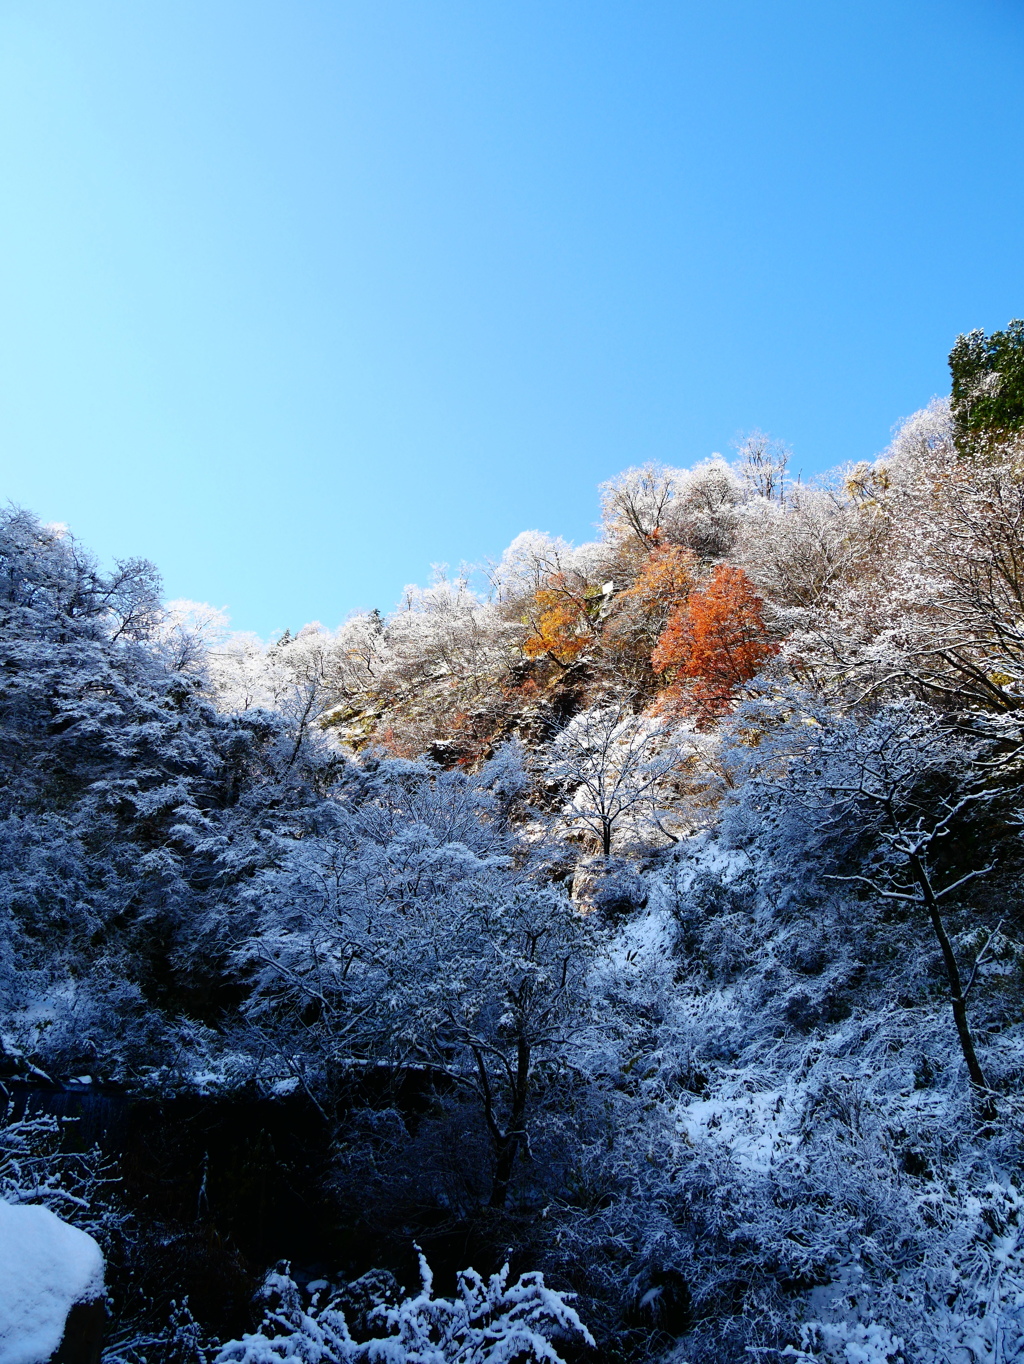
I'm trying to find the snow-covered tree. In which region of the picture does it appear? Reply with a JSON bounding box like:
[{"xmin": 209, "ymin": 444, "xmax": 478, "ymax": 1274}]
[
  {"xmin": 240, "ymin": 753, "xmax": 600, "ymax": 1208},
  {"xmin": 736, "ymin": 695, "xmax": 1006, "ymax": 1111},
  {"xmin": 547, "ymin": 702, "xmax": 684, "ymax": 853}
]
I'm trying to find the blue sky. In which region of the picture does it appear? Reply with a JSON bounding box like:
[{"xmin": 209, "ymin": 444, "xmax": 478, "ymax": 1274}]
[{"xmin": 0, "ymin": 1, "xmax": 1022, "ymax": 635}]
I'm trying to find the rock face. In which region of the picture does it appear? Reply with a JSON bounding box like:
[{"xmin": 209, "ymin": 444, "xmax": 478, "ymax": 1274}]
[{"xmin": 0, "ymin": 1200, "xmax": 104, "ymax": 1364}]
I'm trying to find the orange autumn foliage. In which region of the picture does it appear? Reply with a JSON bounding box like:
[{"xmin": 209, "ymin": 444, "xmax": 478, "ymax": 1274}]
[
  {"xmin": 618, "ymin": 544, "xmax": 698, "ymax": 618},
  {"xmin": 522, "ymin": 575, "xmax": 599, "ymax": 665},
  {"xmin": 601, "ymin": 544, "xmax": 699, "ymax": 674},
  {"xmin": 651, "ymin": 564, "xmax": 778, "ymax": 722}
]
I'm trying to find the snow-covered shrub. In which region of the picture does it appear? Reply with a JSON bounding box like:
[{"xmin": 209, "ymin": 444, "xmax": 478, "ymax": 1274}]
[
  {"xmin": 0, "ymin": 1105, "xmax": 121, "ymax": 1246},
  {"xmin": 102, "ymin": 1298, "xmax": 214, "ymax": 1364},
  {"xmin": 790, "ymin": 1181, "xmax": 1024, "ymax": 1362},
  {"xmin": 793, "ymin": 1320, "xmax": 907, "ymax": 1364},
  {"xmin": 215, "ymin": 1253, "xmax": 594, "ymax": 1364}
]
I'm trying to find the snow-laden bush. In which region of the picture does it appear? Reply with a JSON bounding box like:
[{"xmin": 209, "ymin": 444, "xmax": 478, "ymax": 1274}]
[
  {"xmin": 215, "ymin": 1253, "xmax": 594, "ymax": 1364},
  {"xmin": 792, "ymin": 1181, "xmax": 1024, "ymax": 1364},
  {"xmin": 102, "ymin": 1297, "xmax": 213, "ymax": 1364},
  {"xmin": 0, "ymin": 1105, "xmax": 122, "ymax": 1247}
]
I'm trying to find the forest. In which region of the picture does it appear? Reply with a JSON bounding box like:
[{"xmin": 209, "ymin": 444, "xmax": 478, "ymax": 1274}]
[{"xmin": 4, "ymin": 321, "xmax": 1024, "ymax": 1364}]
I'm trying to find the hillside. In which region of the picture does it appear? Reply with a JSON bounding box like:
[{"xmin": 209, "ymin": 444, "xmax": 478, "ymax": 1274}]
[{"xmin": 3, "ymin": 322, "xmax": 1024, "ymax": 1363}]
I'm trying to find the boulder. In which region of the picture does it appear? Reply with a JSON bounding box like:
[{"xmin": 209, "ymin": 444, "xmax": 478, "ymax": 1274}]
[{"xmin": 0, "ymin": 1200, "xmax": 104, "ymax": 1364}]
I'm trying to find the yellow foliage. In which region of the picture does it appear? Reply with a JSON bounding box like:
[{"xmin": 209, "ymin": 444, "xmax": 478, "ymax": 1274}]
[{"xmin": 522, "ymin": 576, "xmax": 598, "ymax": 665}]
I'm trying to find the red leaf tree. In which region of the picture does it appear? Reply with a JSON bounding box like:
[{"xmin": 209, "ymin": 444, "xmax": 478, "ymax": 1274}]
[{"xmin": 651, "ymin": 564, "xmax": 778, "ymax": 722}]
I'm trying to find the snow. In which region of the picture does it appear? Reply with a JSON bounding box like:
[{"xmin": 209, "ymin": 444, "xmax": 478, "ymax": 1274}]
[
  {"xmin": 675, "ymin": 1085, "xmax": 800, "ymax": 1173},
  {"xmin": 607, "ymin": 905, "xmax": 675, "ymax": 968},
  {"xmin": 216, "ymin": 1255, "xmax": 594, "ymax": 1364},
  {"xmin": 0, "ymin": 1199, "xmax": 104, "ymax": 1364}
]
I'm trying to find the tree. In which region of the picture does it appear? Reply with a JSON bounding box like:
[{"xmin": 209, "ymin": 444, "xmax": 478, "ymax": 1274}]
[
  {"xmin": 522, "ymin": 574, "xmax": 603, "ymax": 667},
  {"xmin": 615, "ymin": 544, "xmax": 697, "ymax": 630},
  {"xmin": 599, "ymin": 463, "xmax": 680, "ymax": 549},
  {"xmin": 734, "ymin": 481, "xmax": 874, "ymax": 614},
  {"xmin": 750, "ymin": 698, "xmax": 999, "ymax": 1114},
  {"xmin": 651, "ymin": 565, "xmax": 778, "ymax": 723},
  {"xmin": 547, "ymin": 702, "xmax": 682, "ymax": 854},
  {"xmin": 599, "ymin": 460, "xmax": 744, "ymax": 560},
  {"xmin": 599, "ymin": 545, "xmax": 699, "ymax": 684},
  {"xmin": 950, "ymin": 319, "xmax": 1024, "ymax": 451},
  {"xmin": 240, "ymin": 755, "xmax": 599, "ymax": 1209},
  {"xmin": 734, "ymin": 430, "xmax": 790, "ymax": 504},
  {"xmin": 661, "ymin": 459, "xmax": 743, "ymax": 559},
  {"xmin": 421, "ymin": 878, "xmax": 598, "ymax": 1209},
  {"xmin": 800, "ymin": 407, "xmax": 1024, "ymax": 717},
  {"xmin": 753, "ymin": 400, "xmax": 1024, "ymax": 715},
  {"xmin": 897, "ymin": 445, "xmax": 1024, "ymax": 715}
]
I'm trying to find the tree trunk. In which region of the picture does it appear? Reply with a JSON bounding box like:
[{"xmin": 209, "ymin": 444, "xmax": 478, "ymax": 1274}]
[
  {"xmin": 489, "ymin": 1135, "xmax": 518, "ymax": 1209},
  {"xmin": 907, "ymin": 851, "xmax": 995, "ymax": 1118},
  {"xmin": 488, "ymin": 1039, "xmax": 531, "ymax": 1209}
]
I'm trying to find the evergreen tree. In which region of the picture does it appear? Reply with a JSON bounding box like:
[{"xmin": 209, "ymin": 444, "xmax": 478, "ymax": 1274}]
[{"xmin": 949, "ymin": 318, "xmax": 1024, "ymax": 449}]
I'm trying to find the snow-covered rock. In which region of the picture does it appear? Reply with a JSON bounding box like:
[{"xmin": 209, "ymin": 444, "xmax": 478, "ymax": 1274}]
[{"xmin": 0, "ymin": 1199, "xmax": 104, "ymax": 1364}]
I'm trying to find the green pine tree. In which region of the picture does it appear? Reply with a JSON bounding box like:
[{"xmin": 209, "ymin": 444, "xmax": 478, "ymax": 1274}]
[{"xmin": 949, "ymin": 318, "xmax": 1024, "ymax": 452}]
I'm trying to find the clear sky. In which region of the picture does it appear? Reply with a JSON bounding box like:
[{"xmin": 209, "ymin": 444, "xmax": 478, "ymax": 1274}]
[{"xmin": 0, "ymin": 1, "xmax": 1022, "ymax": 635}]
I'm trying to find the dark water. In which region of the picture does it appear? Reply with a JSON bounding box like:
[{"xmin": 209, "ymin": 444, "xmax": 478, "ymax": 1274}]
[
  {"xmin": 4, "ymin": 1079, "xmax": 345, "ymax": 1333},
  {"xmin": 0, "ymin": 1065, "xmax": 491, "ymax": 1340}
]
